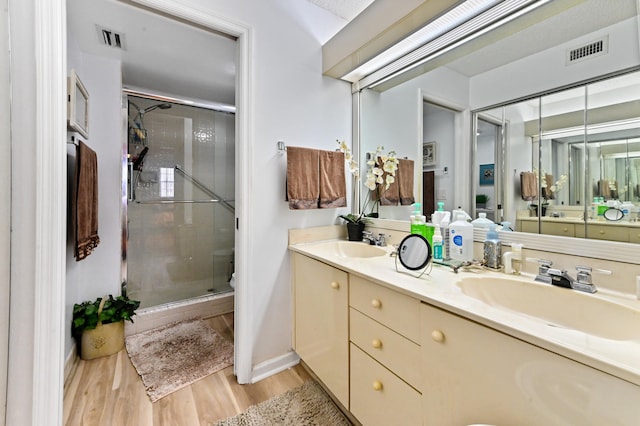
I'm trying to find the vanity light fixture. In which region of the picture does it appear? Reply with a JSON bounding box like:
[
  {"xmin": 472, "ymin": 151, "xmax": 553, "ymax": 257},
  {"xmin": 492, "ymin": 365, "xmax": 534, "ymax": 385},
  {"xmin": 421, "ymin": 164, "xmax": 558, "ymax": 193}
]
[
  {"xmin": 537, "ymin": 118, "xmax": 640, "ymax": 139},
  {"xmin": 359, "ymin": 0, "xmax": 552, "ymax": 90},
  {"xmin": 341, "ymin": 0, "xmax": 501, "ymax": 82}
]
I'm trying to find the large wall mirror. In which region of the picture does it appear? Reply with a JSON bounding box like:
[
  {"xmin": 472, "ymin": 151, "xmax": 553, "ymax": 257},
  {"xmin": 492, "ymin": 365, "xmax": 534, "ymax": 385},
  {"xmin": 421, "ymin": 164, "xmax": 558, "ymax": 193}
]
[
  {"xmin": 353, "ymin": 0, "xmax": 640, "ymax": 254},
  {"xmin": 474, "ymin": 70, "xmax": 640, "ymax": 243}
]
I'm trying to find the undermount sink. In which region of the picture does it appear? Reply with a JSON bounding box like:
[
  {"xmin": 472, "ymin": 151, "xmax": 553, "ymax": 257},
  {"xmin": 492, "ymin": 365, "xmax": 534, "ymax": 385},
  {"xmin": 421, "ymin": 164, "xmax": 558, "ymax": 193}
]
[
  {"xmin": 456, "ymin": 276, "xmax": 640, "ymax": 341},
  {"xmin": 306, "ymin": 241, "xmax": 387, "ymax": 258}
]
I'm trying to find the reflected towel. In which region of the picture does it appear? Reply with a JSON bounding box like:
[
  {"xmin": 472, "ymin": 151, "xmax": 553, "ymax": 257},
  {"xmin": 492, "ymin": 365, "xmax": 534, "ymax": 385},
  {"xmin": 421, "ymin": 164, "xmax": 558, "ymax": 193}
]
[
  {"xmin": 319, "ymin": 150, "xmax": 347, "ymax": 208},
  {"xmin": 520, "ymin": 172, "xmax": 538, "ymax": 201},
  {"xmin": 286, "ymin": 147, "xmax": 319, "ymax": 209},
  {"xmin": 379, "ymin": 179, "xmax": 399, "ymax": 206},
  {"xmin": 397, "ymin": 158, "xmax": 415, "ymax": 205},
  {"xmin": 598, "ymin": 179, "xmax": 611, "ymax": 198},
  {"xmin": 74, "ymin": 141, "xmax": 100, "ymax": 260}
]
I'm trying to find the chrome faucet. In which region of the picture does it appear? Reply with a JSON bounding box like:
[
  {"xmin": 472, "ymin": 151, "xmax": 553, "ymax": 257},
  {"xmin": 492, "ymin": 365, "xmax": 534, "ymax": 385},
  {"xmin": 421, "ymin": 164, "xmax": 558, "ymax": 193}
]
[
  {"xmin": 546, "ymin": 265, "xmax": 609, "ymax": 294},
  {"xmin": 362, "ymin": 231, "xmax": 388, "ymax": 246}
]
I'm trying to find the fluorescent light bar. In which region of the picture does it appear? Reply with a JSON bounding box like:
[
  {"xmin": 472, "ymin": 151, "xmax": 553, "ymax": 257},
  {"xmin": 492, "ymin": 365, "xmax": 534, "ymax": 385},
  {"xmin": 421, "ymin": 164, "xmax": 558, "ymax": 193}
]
[
  {"xmin": 359, "ymin": 0, "xmax": 551, "ymax": 90},
  {"xmin": 342, "ymin": 0, "xmax": 501, "ymax": 82}
]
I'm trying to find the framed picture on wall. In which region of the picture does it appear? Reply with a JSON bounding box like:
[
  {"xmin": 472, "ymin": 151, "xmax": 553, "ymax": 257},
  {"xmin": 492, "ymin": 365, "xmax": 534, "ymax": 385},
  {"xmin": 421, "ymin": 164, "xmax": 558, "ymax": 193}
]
[
  {"xmin": 479, "ymin": 163, "xmax": 495, "ymax": 185},
  {"xmin": 67, "ymin": 69, "xmax": 90, "ymax": 138},
  {"xmin": 423, "ymin": 141, "xmax": 436, "ymax": 167}
]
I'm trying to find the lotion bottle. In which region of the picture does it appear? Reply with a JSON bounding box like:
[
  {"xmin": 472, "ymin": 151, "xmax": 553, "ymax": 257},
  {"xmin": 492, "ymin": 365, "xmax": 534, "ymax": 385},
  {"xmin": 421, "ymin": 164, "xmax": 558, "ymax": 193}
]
[{"xmin": 432, "ymin": 226, "xmax": 443, "ymax": 261}]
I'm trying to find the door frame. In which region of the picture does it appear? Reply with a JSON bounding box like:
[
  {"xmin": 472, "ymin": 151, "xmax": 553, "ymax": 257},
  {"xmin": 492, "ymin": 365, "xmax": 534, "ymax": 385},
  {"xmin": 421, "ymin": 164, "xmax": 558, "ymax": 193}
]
[{"xmin": 27, "ymin": 0, "xmax": 253, "ymax": 423}]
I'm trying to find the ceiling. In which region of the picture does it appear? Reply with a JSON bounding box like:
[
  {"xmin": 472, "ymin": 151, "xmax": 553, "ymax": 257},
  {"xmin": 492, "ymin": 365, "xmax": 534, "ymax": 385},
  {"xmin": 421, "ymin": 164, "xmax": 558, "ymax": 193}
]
[
  {"xmin": 66, "ymin": 0, "xmax": 638, "ymax": 106},
  {"xmin": 67, "ymin": 0, "xmax": 373, "ymax": 106}
]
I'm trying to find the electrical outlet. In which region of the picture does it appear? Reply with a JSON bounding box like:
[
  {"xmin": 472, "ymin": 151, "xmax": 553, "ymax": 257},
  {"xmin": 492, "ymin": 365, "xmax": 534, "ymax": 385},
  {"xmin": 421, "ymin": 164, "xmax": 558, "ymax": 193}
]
[{"xmin": 437, "ymin": 189, "xmax": 447, "ymax": 200}]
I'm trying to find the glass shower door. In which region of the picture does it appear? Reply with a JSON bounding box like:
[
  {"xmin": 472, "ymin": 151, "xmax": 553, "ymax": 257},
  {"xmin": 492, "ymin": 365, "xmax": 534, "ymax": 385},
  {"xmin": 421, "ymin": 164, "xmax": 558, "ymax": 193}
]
[{"xmin": 125, "ymin": 95, "xmax": 235, "ymax": 309}]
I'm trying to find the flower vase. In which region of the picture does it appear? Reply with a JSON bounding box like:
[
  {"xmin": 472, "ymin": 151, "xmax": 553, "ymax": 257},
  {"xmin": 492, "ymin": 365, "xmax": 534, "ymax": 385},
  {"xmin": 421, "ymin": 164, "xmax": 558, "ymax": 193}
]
[{"xmin": 346, "ymin": 222, "xmax": 365, "ymax": 241}]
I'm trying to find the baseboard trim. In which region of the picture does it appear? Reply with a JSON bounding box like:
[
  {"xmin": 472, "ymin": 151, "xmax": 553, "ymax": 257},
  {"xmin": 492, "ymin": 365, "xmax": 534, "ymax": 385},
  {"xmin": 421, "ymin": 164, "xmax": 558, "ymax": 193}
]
[
  {"xmin": 63, "ymin": 342, "xmax": 79, "ymax": 390},
  {"xmin": 250, "ymin": 351, "xmax": 300, "ymax": 384}
]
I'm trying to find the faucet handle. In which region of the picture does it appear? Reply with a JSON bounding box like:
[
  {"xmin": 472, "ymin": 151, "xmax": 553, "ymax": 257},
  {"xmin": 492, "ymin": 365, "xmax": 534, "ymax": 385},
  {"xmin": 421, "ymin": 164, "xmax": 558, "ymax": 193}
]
[{"xmin": 576, "ymin": 266, "xmax": 611, "ymax": 284}]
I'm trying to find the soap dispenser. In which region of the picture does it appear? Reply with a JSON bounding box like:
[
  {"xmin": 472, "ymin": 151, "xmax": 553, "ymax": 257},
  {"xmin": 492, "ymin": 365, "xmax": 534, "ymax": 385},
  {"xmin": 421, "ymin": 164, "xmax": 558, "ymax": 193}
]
[{"xmin": 483, "ymin": 224, "xmax": 501, "ymax": 269}]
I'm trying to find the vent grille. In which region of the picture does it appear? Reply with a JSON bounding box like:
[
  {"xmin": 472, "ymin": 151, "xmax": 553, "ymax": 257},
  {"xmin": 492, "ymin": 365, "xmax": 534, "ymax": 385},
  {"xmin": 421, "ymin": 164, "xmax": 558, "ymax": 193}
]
[
  {"xmin": 96, "ymin": 25, "xmax": 125, "ymax": 49},
  {"xmin": 567, "ymin": 36, "xmax": 608, "ymax": 64}
]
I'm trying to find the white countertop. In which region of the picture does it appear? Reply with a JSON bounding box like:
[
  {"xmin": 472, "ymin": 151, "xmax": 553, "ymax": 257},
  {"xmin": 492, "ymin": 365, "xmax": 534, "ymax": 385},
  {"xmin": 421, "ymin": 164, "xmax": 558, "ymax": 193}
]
[{"xmin": 289, "ymin": 238, "xmax": 640, "ymax": 387}]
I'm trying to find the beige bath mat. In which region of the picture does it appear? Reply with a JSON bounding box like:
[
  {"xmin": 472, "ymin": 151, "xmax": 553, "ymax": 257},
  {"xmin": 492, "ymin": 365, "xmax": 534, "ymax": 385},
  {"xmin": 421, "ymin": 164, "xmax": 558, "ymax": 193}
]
[
  {"xmin": 125, "ymin": 318, "xmax": 233, "ymax": 402},
  {"xmin": 215, "ymin": 380, "xmax": 351, "ymax": 425}
]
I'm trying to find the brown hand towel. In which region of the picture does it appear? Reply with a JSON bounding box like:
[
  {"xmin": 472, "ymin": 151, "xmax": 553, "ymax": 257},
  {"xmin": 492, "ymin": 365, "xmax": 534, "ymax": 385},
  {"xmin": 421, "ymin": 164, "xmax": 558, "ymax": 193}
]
[
  {"xmin": 397, "ymin": 158, "xmax": 415, "ymax": 205},
  {"xmin": 319, "ymin": 150, "xmax": 347, "ymax": 208},
  {"xmin": 520, "ymin": 172, "xmax": 538, "ymax": 201},
  {"xmin": 286, "ymin": 147, "xmax": 319, "ymax": 209},
  {"xmin": 74, "ymin": 141, "xmax": 100, "ymax": 260}
]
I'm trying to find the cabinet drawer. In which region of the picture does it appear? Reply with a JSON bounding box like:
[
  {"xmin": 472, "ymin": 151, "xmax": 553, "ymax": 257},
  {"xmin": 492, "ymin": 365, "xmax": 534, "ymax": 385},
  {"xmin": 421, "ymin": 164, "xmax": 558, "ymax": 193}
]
[
  {"xmin": 579, "ymin": 224, "xmax": 629, "ymax": 242},
  {"xmin": 350, "ymin": 275, "xmax": 420, "ymax": 343},
  {"xmin": 350, "ymin": 308, "xmax": 421, "ymax": 390},
  {"xmin": 541, "ymin": 222, "xmax": 574, "ymax": 237},
  {"xmin": 629, "ymin": 228, "xmax": 640, "ymax": 244},
  {"xmin": 350, "ymin": 344, "xmax": 421, "ymax": 426}
]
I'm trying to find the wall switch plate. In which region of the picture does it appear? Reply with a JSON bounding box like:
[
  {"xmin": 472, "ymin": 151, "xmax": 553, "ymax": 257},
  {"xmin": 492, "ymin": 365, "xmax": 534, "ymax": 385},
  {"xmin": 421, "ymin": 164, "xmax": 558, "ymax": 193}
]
[{"xmin": 437, "ymin": 189, "xmax": 446, "ymax": 200}]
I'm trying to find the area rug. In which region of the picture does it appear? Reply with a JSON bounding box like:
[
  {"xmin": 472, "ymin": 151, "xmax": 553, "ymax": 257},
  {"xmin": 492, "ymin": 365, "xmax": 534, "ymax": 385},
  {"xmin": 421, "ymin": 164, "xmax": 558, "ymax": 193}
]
[
  {"xmin": 125, "ymin": 318, "xmax": 233, "ymax": 402},
  {"xmin": 215, "ymin": 380, "xmax": 351, "ymax": 425}
]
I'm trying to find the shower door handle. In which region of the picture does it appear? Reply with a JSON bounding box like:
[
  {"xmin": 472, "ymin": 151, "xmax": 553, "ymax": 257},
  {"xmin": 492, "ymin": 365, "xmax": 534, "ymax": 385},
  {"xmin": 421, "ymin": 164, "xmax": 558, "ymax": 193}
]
[{"xmin": 128, "ymin": 161, "xmax": 133, "ymax": 202}]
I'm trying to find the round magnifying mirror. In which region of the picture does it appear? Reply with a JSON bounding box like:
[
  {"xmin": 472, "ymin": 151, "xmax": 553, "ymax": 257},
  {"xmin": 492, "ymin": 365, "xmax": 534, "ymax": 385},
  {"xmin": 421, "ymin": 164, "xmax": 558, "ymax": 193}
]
[
  {"xmin": 397, "ymin": 234, "xmax": 432, "ymax": 271},
  {"xmin": 603, "ymin": 207, "xmax": 624, "ymax": 222}
]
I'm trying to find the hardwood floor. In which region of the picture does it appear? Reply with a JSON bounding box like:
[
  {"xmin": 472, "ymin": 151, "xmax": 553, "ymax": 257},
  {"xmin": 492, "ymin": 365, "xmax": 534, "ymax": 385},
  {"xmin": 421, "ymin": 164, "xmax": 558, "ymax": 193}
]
[{"xmin": 63, "ymin": 313, "xmax": 312, "ymax": 426}]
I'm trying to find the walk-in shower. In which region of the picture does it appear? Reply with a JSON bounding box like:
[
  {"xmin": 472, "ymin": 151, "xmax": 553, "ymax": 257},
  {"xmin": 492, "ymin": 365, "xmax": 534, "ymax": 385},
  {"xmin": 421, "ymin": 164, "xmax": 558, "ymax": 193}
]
[{"xmin": 124, "ymin": 94, "xmax": 235, "ymax": 309}]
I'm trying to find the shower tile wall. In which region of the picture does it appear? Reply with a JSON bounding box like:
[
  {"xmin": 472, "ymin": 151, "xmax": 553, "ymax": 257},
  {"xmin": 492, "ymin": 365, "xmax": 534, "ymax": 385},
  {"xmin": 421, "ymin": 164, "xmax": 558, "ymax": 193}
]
[{"xmin": 127, "ymin": 97, "xmax": 235, "ymax": 309}]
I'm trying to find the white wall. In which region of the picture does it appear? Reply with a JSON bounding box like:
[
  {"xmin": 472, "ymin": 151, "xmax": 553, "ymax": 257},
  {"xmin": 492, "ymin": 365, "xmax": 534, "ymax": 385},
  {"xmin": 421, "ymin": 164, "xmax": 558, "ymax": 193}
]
[
  {"xmin": 361, "ymin": 67, "xmax": 470, "ymax": 219},
  {"xmin": 64, "ymin": 43, "xmax": 123, "ymax": 357},
  {"xmin": 469, "ymin": 17, "xmax": 640, "ymax": 109},
  {"xmin": 153, "ymin": 0, "xmax": 352, "ymax": 370}
]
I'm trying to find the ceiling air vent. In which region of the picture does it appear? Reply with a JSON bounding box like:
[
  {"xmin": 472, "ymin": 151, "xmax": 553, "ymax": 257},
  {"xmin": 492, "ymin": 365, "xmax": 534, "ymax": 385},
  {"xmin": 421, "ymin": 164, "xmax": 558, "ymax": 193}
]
[
  {"xmin": 566, "ymin": 36, "xmax": 608, "ymax": 65},
  {"xmin": 96, "ymin": 25, "xmax": 125, "ymax": 50}
]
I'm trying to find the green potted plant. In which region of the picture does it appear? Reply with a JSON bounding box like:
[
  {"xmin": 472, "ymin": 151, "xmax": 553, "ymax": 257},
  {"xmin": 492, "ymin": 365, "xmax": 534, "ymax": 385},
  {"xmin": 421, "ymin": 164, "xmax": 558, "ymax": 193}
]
[
  {"xmin": 72, "ymin": 294, "xmax": 140, "ymax": 360},
  {"xmin": 339, "ymin": 213, "xmax": 370, "ymax": 241},
  {"xmin": 476, "ymin": 194, "xmax": 489, "ymax": 209}
]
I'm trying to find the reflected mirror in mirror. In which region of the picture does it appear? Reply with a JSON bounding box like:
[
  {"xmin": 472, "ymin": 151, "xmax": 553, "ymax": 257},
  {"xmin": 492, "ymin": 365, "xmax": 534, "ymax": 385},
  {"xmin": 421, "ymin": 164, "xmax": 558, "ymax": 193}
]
[
  {"xmin": 397, "ymin": 234, "xmax": 432, "ymax": 271},
  {"xmin": 474, "ymin": 69, "xmax": 640, "ymax": 243}
]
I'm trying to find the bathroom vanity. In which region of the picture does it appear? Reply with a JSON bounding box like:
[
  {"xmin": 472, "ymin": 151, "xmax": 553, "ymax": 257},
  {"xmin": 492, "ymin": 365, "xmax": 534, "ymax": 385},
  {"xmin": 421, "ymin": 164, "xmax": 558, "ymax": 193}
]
[{"xmin": 289, "ymin": 230, "xmax": 640, "ymax": 425}]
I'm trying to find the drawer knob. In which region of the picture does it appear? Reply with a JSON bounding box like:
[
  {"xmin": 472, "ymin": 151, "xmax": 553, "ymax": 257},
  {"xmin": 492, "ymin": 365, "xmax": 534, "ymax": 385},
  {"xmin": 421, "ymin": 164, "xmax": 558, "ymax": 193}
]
[
  {"xmin": 330, "ymin": 281, "xmax": 340, "ymax": 290},
  {"xmin": 599, "ymin": 230, "xmax": 605, "ymax": 234},
  {"xmin": 563, "ymin": 227, "xmax": 568, "ymax": 232},
  {"xmin": 431, "ymin": 330, "xmax": 445, "ymax": 343},
  {"xmin": 371, "ymin": 299, "xmax": 382, "ymax": 309},
  {"xmin": 372, "ymin": 380, "xmax": 383, "ymax": 391},
  {"xmin": 371, "ymin": 338, "xmax": 382, "ymax": 349}
]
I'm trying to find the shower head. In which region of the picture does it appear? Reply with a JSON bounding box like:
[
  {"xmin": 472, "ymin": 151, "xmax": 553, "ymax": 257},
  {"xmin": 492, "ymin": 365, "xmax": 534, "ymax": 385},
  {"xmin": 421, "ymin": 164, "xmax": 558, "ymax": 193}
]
[{"xmin": 140, "ymin": 103, "xmax": 172, "ymax": 115}]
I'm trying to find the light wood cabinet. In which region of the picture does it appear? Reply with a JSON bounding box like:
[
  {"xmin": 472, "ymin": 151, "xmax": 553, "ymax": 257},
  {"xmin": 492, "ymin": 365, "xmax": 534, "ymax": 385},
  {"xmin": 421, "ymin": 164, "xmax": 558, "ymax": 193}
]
[
  {"xmin": 349, "ymin": 276, "xmax": 422, "ymax": 425},
  {"xmin": 350, "ymin": 344, "xmax": 421, "ymax": 426},
  {"xmin": 292, "ymin": 249, "xmax": 640, "ymax": 425},
  {"xmin": 518, "ymin": 219, "xmax": 575, "ymax": 236},
  {"xmin": 421, "ymin": 303, "xmax": 640, "ymax": 425},
  {"xmin": 291, "ymin": 253, "xmax": 349, "ymax": 407}
]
